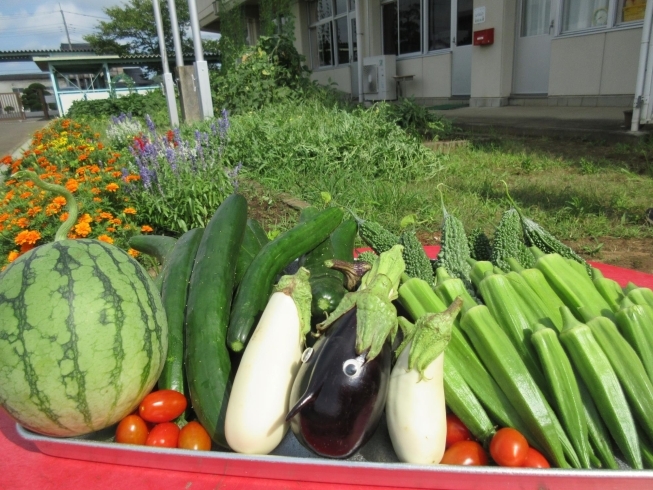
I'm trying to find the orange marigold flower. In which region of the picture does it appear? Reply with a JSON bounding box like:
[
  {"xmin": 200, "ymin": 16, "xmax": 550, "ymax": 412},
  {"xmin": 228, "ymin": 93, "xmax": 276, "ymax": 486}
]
[
  {"xmin": 124, "ymin": 174, "xmax": 140, "ymax": 183},
  {"xmin": 76, "ymin": 167, "xmax": 87, "ymax": 175},
  {"xmin": 105, "ymin": 183, "xmax": 119, "ymax": 192},
  {"xmin": 79, "ymin": 213, "xmax": 93, "ymax": 224},
  {"xmin": 91, "ymin": 187, "xmax": 101, "ymax": 195},
  {"xmin": 16, "ymin": 217, "xmax": 29, "ymax": 228},
  {"xmin": 107, "ymin": 227, "xmax": 116, "ymax": 232},
  {"xmin": 97, "ymin": 142, "xmax": 104, "ymax": 150},
  {"xmin": 99, "ymin": 212, "xmax": 113, "ymax": 220},
  {"xmin": 24, "ymin": 181, "xmax": 35, "ymax": 188},
  {"xmin": 0, "ymin": 213, "xmax": 9, "ymax": 222},
  {"xmin": 45, "ymin": 203, "xmax": 60, "ymax": 216},
  {"xmin": 111, "ymin": 218, "xmax": 122, "ymax": 225},
  {"xmin": 107, "ymin": 158, "xmax": 116, "ymax": 165},
  {"xmin": 89, "ymin": 165, "xmax": 100, "ymax": 173},
  {"xmin": 60, "ymin": 212, "xmax": 69, "ymax": 222},
  {"xmin": 128, "ymin": 248, "xmax": 140, "ymax": 258},
  {"xmin": 15, "ymin": 230, "xmax": 41, "ymax": 246},
  {"xmin": 124, "ymin": 207, "xmax": 136, "ymax": 215},
  {"xmin": 53, "ymin": 196, "xmax": 66, "ymax": 206},
  {"xmin": 7, "ymin": 250, "xmax": 19, "ymax": 263},
  {"xmin": 97, "ymin": 234, "xmax": 114, "ymax": 244},
  {"xmin": 78, "ymin": 154, "xmax": 88, "ymax": 162},
  {"xmin": 141, "ymin": 225, "xmax": 154, "ymax": 233},
  {"xmin": 65, "ymin": 179, "xmax": 79, "ymax": 192},
  {"xmin": 27, "ymin": 207, "xmax": 42, "ymax": 217},
  {"xmin": 93, "ymin": 197, "xmax": 102, "ymax": 202},
  {"xmin": 20, "ymin": 243, "xmax": 35, "ymax": 253},
  {"xmin": 74, "ymin": 221, "xmax": 91, "ymax": 237},
  {"xmin": 112, "ymin": 171, "xmax": 122, "ymax": 178},
  {"xmin": 20, "ymin": 191, "xmax": 32, "ymax": 199}
]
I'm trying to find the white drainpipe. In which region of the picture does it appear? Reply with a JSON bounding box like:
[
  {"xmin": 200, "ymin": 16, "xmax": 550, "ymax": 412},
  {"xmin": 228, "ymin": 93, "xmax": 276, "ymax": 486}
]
[
  {"xmin": 356, "ymin": 0, "xmax": 364, "ymax": 103},
  {"xmin": 631, "ymin": 0, "xmax": 653, "ymax": 131}
]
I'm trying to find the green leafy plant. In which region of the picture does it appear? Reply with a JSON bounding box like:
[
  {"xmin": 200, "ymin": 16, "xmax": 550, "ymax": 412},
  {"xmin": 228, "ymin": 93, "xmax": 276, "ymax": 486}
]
[
  {"xmin": 378, "ymin": 97, "xmax": 455, "ymax": 141},
  {"xmin": 21, "ymin": 83, "xmax": 50, "ymax": 111},
  {"xmin": 125, "ymin": 113, "xmax": 238, "ymax": 234},
  {"xmin": 67, "ymin": 90, "xmax": 167, "ymax": 120}
]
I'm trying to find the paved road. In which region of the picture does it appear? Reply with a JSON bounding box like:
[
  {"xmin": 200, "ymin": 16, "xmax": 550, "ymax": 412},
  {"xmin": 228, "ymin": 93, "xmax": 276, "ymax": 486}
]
[{"xmin": 0, "ymin": 118, "xmax": 51, "ymax": 160}]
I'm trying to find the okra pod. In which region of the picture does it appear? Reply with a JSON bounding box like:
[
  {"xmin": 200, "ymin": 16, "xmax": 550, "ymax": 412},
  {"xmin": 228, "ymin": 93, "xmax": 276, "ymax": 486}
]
[
  {"xmin": 558, "ymin": 307, "xmax": 642, "ymax": 469},
  {"xmin": 443, "ymin": 360, "xmax": 496, "ymax": 446},
  {"xmin": 531, "ymin": 321, "xmax": 591, "ymax": 468},
  {"xmin": 627, "ymin": 286, "xmax": 653, "ymax": 308},
  {"xmin": 460, "ymin": 305, "xmax": 567, "ymax": 468},
  {"xmin": 586, "ymin": 315, "xmax": 653, "ymax": 444},
  {"xmin": 434, "ymin": 267, "xmax": 478, "ymax": 315},
  {"xmin": 591, "ymin": 268, "xmax": 625, "ymax": 313},
  {"xmin": 615, "ymin": 304, "xmax": 653, "ymax": 383}
]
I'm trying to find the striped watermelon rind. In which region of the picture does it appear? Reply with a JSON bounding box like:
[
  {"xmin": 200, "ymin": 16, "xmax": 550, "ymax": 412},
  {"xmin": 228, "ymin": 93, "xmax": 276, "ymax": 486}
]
[{"xmin": 0, "ymin": 239, "xmax": 168, "ymax": 437}]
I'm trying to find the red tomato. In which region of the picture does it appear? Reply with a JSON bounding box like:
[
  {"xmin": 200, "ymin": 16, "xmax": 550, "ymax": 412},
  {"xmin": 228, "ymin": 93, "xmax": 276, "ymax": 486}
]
[
  {"xmin": 446, "ymin": 414, "xmax": 473, "ymax": 448},
  {"xmin": 139, "ymin": 389, "xmax": 187, "ymax": 423},
  {"xmin": 115, "ymin": 414, "xmax": 149, "ymax": 445},
  {"xmin": 145, "ymin": 422, "xmax": 180, "ymax": 448},
  {"xmin": 490, "ymin": 428, "xmax": 529, "ymax": 467},
  {"xmin": 521, "ymin": 447, "xmax": 550, "ymax": 468},
  {"xmin": 440, "ymin": 440, "xmax": 489, "ymax": 466},
  {"xmin": 178, "ymin": 421, "xmax": 212, "ymax": 451}
]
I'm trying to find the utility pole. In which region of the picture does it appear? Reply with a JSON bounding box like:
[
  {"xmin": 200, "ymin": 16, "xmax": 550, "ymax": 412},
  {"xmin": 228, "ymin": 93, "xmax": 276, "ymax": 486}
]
[{"xmin": 59, "ymin": 3, "xmax": 81, "ymax": 90}]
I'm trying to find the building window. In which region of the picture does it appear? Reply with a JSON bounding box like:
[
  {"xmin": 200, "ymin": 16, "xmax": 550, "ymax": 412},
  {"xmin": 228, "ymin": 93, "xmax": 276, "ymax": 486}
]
[
  {"xmin": 428, "ymin": 0, "xmax": 451, "ymax": 50},
  {"xmin": 382, "ymin": 0, "xmax": 422, "ymax": 55},
  {"xmin": 309, "ymin": 0, "xmax": 354, "ymax": 67},
  {"xmin": 619, "ymin": 0, "xmax": 647, "ymax": 23},
  {"xmin": 521, "ymin": 0, "xmax": 551, "ymax": 36},
  {"xmin": 456, "ymin": 0, "xmax": 473, "ymax": 45}
]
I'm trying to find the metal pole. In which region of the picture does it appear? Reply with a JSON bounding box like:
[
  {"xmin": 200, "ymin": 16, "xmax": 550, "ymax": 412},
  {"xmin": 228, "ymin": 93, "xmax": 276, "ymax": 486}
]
[
  {"xmin": 187, "ymin": 0, "xmax": 214, "ymax": 119},
  {"xmin": 166, "ymin": 0, "xmax": 185, "ymax": 69},
  {"xmin": 59, "ymin": 4, "xmax": 82, "ymax": 90},
  {"xmin": 355, "ymin": 0, "xmax": 364, "ymax": 103},
  {"xmin": 631, "ymin": 0, "xmax": 653, "ymax": 131},
  {"xmin": 152, "ymin": 0, "xmax": 180, "ymax": 127}
]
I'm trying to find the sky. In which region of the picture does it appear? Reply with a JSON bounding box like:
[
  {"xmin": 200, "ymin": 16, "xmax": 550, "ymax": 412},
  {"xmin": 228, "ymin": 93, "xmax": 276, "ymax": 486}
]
[{"xmin": 0, "ymin": 0, "xmax": 219, "ymax": 76}]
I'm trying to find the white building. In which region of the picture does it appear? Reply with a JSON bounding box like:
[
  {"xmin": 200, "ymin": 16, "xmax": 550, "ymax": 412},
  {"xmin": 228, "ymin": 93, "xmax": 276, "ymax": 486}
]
[{"xmin": 196, "ymin": 0, "xmax": 646, "ymax": 108}]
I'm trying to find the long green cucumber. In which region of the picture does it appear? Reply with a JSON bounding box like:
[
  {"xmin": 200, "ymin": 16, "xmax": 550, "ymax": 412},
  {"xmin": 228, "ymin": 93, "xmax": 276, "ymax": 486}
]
[
  {"xmin": 234, "ymin": 218, "xmax": 269, "ymax": 287},
  {"xmin": 331, "ymin": 218, "xmax": 357, "ymax": 261},
  {"xmin": 228, "ymin": 207, "xmax": 344, "ymax": 352},
  {"xmin": 157, "ymin": 228, "xmax": 204, "ymax": 398},
  {"xmin": 185, "ymin": 194, "xmax": 248, "ymax": 447}
]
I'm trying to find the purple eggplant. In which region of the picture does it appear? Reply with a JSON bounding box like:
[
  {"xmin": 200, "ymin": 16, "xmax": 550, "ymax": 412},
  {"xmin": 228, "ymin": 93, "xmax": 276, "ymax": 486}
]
[{"xmin": 286, "ymin": 307, "xmax": 391, "ymax": 458}]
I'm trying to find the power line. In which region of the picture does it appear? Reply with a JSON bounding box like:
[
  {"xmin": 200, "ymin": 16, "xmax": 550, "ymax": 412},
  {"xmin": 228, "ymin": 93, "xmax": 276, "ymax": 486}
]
[
  {"xmin": 0, "ymin": 11, "xmax": 57, "ymax": 19},
  {"xmin": 61, "ymin": 11, "xmax": 110, "ymax": 21}
]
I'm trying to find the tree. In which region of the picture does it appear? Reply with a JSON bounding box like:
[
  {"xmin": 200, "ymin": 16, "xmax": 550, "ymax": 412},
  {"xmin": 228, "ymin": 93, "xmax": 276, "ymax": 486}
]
[
  {"xmin": 84, "ymin": 0, "xmax": 219, "ymax": 72},
  {"xmin": 21, "ymin": 83, "xmax": 49, "ymax": 111}
]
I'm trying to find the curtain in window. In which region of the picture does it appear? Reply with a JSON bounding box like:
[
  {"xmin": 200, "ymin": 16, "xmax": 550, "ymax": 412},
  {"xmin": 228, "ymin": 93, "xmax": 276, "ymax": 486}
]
[
  {"xmin": 521, "ymin": 0, "xmax": 550, "ymax": 36},
  {"xmin": 562, "ymin": 0, "xmax": 609, "ymax": 31}
]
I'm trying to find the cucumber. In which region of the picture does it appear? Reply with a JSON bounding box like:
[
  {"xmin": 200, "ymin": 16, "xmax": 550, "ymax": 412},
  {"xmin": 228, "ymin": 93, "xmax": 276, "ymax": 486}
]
[
  {"xmin": 228, "ymin": 207, "xmax": 344, "ymax": 352},
  {"xmin": 157, "ymin": 228, "xmax": 204, "ymax": 399},
  {"xmin": 331, "ymin": 218, "xmax": 357, "ymax": 261},
  {"xmin": 234, "ymin": 219, "xmax": 269, "ymax": 287},
  {"xmin": 185, "ymin": 195, "xmax": 248, "ymax": 447}
]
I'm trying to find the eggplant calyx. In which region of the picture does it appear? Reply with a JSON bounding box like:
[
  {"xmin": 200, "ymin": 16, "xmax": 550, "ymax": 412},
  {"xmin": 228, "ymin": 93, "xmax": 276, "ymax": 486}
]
[
  {"xmin": 398, "ymin": 297, "xmax": 462, "ymax": 381},
  {"xmin": 317, "ymin": 245, "xmax": 405, "ymax": 361},
  {"xmin": 275, "ymin": 267, "xmax": 313, "ymax": 340},
  {"xmin": 324, "ymin": 259, "xmax": 372, "ymax": 290}
]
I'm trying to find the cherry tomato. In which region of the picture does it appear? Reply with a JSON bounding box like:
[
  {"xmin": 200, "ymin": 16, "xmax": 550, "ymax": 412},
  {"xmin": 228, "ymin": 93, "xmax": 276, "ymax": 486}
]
[
  {"xmin": 521, "ymin": 447, "xmax": 550, "ymax": 468},
  {"xmin": 178, "ymin": 421, "xmax": 212, "ymax": 451},
  {"xmin": 115, "ymin": 414, "xmax": 149, "ymax": 445},
  {"xmin": 441, "ymin": 440, "xmax": 489, "ymax": 466},
  {"xmin": 490, "ymin": 428, "xmax": 529, "ymax": 467},
  {"xmin": 139, "ymin": 389, "xmax": 187, "ymax": 423},
  {"xmin": 446, "ymin": 414, "xmax": 473, "ymax": 448},
  {"xmin": 145, "ymin": 422, "xmax": 180, "ymax": 448}
]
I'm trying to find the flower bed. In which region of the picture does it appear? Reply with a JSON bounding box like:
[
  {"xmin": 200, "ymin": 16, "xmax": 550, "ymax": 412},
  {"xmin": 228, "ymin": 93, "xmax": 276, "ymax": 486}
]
[{"xmin": 0, "ymin": 118, "xmax": 150, "ymax": 268}]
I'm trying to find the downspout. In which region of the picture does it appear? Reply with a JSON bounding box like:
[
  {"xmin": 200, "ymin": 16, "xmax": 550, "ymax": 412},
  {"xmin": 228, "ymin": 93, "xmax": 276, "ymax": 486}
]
[
  {"xmin": 356, "ymin": 0, "xmax": 365, "ymax": 103},
  {"xmin": 152, "ymin": 0, "xmax": 180, "ymax": 127},
  {"xmin": 631, "ymin": 0, "xmax": 653, "ymax": 131},
  {"xmin": 167, "ymin": 0, "xmax": 185, "ymax": 70}
]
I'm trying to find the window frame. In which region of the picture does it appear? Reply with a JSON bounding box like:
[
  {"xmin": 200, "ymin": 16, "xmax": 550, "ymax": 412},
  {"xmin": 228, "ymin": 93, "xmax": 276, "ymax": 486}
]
[
  {"xmin": 308, "ymin": 0, "xmax": 357, "ymax": 69},
  {"xmin": 559, "ymin": 0, "xmax": 646, "ymax": 35}
]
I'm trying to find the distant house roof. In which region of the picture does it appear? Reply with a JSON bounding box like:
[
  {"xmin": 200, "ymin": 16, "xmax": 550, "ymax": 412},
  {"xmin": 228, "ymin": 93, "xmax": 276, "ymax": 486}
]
[
  {"xmin": 0, "ymin": 73, "xmax": 50, "ymax": 82},
  {"xmin": 60, "ymin": 43, "xmax": 93, "ymax": 51}
]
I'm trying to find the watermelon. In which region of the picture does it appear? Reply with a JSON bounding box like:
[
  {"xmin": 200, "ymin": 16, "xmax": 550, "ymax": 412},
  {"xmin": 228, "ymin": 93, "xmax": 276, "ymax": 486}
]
[{"xmin": 0, "ymin": 172, "xmax": 168, "ymax": 437}]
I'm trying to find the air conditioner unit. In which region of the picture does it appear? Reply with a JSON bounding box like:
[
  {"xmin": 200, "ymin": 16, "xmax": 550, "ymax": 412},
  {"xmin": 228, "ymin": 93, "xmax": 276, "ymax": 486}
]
[{"xmin": 363, "ymin": 55, "xmax": 396, "ymax": 101}]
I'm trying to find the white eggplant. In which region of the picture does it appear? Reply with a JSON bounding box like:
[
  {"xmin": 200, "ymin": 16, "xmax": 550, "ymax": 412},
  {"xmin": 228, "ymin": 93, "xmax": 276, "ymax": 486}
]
[
  {"xmin": 225, "ymin": 269, "xmax": 312, "ymax": 454},
  {"xmin": 386, "ymin": 298, "xmax": 462, "ymax": 465},
  {"xmin": 387, "ymin": 343, "xmax": 446, "ymax": 464}
]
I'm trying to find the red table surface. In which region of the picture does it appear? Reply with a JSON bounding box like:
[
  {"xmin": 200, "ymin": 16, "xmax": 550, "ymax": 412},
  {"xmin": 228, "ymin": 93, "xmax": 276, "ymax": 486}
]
[{"xmin": 2, "ymin": 248, "xmax": 652, "ymax": 489}]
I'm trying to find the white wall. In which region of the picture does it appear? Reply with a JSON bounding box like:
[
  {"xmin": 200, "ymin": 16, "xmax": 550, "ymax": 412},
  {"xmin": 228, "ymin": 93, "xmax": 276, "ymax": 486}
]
[
  {"xmin": 310, "ymin": 66, "xmax": 352, "ymax": 93},
  {"xmin": 549, "ymin": 27, "xmax": 641, "ymax": 96},
  {"xmin": 398, "ymin": 54, "xmax": 452, "ymax": 98}
]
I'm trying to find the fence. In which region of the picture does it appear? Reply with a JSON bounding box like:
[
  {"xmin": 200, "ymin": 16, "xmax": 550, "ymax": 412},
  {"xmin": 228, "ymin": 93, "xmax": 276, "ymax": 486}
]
[{"xmin": 0, "ymin": 93, "xmax": 25, "ymax": 120}]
